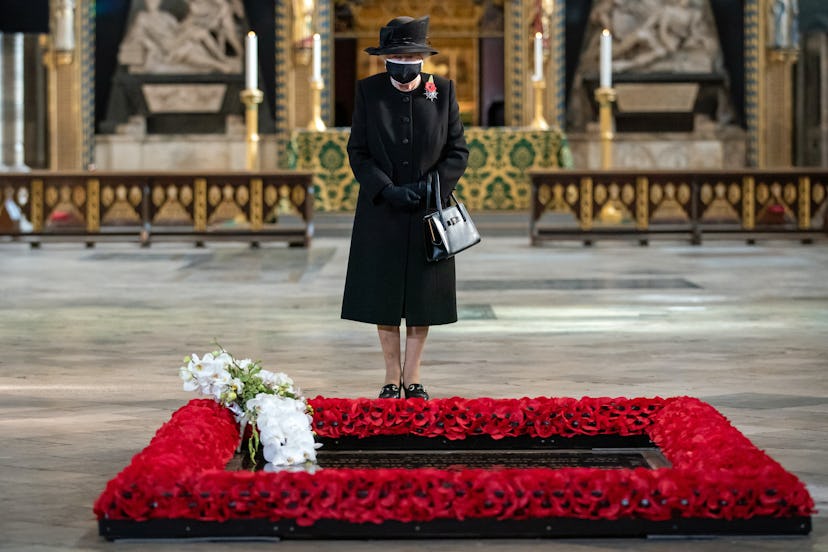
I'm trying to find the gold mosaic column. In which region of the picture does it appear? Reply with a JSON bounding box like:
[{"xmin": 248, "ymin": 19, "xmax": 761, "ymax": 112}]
[
  {"xmin": 748, "ymin": 0, "xmax": 799, "ymax": 167},
  {"xmin": 764, "ymin": 49, "xmax": 798, "ymax": 166},
  {"xmin": 505, "ymin": 0, "xmax": 536, "ymax": 127},
  {"xmin": 45, "ymin": 0, "xmax": 91, "ymax": 170}
]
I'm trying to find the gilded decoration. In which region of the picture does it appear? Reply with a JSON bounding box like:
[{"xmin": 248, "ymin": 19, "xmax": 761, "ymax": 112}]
[
  {"xmin": 649, "ymin": 181, "xmax": 692, "ymax": 223},
  {"xmin": 101, "ymin": 183, "xmax": 142, "ymax": 225},
  {"xmin": 798, "ymin": 176, "xmax": 810, "ymax": 230},
  {"xmin": 591, "ymin": 177, "xmax": 638, "ymax": 225},
  {"xmin": 86, "ymin": 178, "xmax": 100, "ymax": 232},
  {"xmin": 207, "ymin": 182, "xmax": 248, "ymax": 226},
  {"xmin": 0, "ymin": 173, "xmax": 315, "ymax": 244},
  {"xmin": 531, "ymin": 169, "xmax": 828, "ymax": 244},
  {"xmin": 31, "ymin": 180, "xmax": 44, "ymax": 232},
  {"xmin": 341, "ymin": 0, "xmax": 489, "ymax": 124},
  {"xmin": 153, "ymin": 183, "xmax": 194, "ymax": 226},
  {"xmin": 636, "ymin": 177, "xmax": 649, "ymax": 229},
  {"xmin": 754, "ymin": 176, "xmax": 799, "ymax": 225},
  {"xmin": 43, "ymin": 181, "xmax": 86, "ymax": 228},
  {"xmin": 289, "ymin": 127, "xmax": 572, "ymax": 211},
  {"xmin": 700, "ymin": 179, "xmax": 741, "ymax": 223},
  {"xmin": 194, "ymin": 178, "xmax": 207, "ymax": 231},
  {"xmin": 250, "ymin": 178, "xmax": 263, "ymax": 230},
  {"xmin": 580, "ymin": 177, "xmax": 593, "ymax": 230}
]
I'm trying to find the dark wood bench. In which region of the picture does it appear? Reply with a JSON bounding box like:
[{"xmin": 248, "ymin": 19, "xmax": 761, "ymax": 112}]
[
  {"xmin": 0, "ymin": 171, "xmax": 314, "ymax": 247},
  {"xmin": 530, "ymin": 169, "xmax": 828, "ymax": 245}
]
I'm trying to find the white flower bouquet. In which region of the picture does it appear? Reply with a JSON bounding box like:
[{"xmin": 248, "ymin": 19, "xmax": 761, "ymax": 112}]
[{"xmin": 179, "ymin": 347, "xmax": 319, "ymax": 468}]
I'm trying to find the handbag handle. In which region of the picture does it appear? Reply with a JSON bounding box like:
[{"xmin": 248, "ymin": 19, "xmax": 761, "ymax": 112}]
[
  {"xmin": 425, "ymin": 171, "xmax": 462, "ymax": 219},
  {"xmin": 425, "ymin": 171, "xmax": 442, "ymax": 216}
]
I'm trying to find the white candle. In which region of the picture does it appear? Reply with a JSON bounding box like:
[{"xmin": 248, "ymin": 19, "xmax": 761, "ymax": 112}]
[
  {"xmin": 54, "ymin": 0, "xmax": 75, "ymax": 52},
  {"xmin": 246, "ymin": 31, "xmax": 257, "ymax": 90},
  {"xmin": 533, "ymin": 32, "xmax": 543, "ymax": 81},
  {"xmin": 312, "ymin": 33, "xmax": 322, "ymax": 82},
  {"xmin": 600, "ymin": 29, "xmax": 612, "ymax": 88}
]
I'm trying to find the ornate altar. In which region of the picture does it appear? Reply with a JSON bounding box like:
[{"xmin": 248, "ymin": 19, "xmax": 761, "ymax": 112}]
[
  {"xmin": 26, "ymin": 0, "xmax": 800, "ymax": 179},
  {"xmin": 288, "ymin": 127, "xmax": 572, "ymax": 211}
]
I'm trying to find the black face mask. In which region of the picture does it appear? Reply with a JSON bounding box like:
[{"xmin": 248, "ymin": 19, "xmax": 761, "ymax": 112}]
[{"xmin": 386, "ymin": 60, "xmax": 422, "ymax": 84}]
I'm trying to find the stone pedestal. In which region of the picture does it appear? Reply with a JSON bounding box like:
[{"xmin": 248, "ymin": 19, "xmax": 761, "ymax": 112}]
[
  {"xmin": 101, "ymin": 74, "xmax": 274, "ymax": 135},
  {"xmin": 94, "ymin": 131, "xmax": 281, "ymax": 171},
  {"xmin": 568, "ymin": 118, "xmax": 746, "ymax": 169}
]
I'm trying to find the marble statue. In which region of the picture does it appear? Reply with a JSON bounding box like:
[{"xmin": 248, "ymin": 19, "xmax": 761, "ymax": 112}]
[
  {"xmin": 567, "ymin": 0, "xmax": 730, "ymax": 131},
  {"xmin": 612, "ymin": 0, "xmax": 711, "ymax": 72},
  {"xmin": 118, "ymin": 0, "xmax": 243, "ymax": 74},
  {"xmin": 769, "ymin": 0, "xmax": 800, "ymax": 49},
  {"xmin": 293, "ymin": 0, "xmax": 315, "ymax": 46},
  {"xmin": 791, "ymin": 0, "xmax": 800, "ymax": 47},
  {"xmin": 540, "ymin": 0, "xmax": 556, "ymax": 42},
  {"xmin": 582, "ymin": 0, "xmax": 719, "ymax": 75}
]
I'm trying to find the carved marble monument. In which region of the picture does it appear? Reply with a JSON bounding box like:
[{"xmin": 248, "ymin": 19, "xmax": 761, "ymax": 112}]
[
  {"xmin": 566, "ymin": 0, "xmax": 745, "ymax": 169},
  {"xmin": 97, "ymin": 0, "xmax": 278, "ymax": 170},
  {"xmin": 101, "ymin": 0, "xmax": 260, "ymax": 136},
  {"xmin": 118, "ymin": 0, "xmax": 243, "ymax": 75}
]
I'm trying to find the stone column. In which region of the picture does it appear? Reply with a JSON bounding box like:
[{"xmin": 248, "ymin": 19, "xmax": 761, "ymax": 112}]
[
  {"xmin": 47, "ymin": 0, "xmax": 87, "ymax": 169},
  {"xmin": 0, "ymin": 33, "xmax": 8, "ymax": 171},
  {"xmin": 8, "ymin": 33, "xmax": 30, "ymax": 172},
  {"xmin": 757, "ymin": 0, "xmax": 799, "ymax": 167}
]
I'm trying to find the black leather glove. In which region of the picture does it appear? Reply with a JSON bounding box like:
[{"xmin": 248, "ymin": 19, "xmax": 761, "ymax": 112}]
[{"xmin": 381, "ymin": 185, "xmax": 421, "ymax": 210}]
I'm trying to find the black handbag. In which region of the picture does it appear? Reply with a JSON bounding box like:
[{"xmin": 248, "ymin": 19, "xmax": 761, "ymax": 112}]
[{"xmin": 423, "ymin": 172, "xmax": 481, "ymax": 262}]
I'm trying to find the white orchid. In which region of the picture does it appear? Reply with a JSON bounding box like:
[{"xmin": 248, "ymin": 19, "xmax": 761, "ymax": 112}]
[
  {"xmin": 249, "ymin": 393, "xmax": 319, "ymax": 467},
  {"xmin": 180, "ymin": 347, "xmax": 318, "ymax": 469}
]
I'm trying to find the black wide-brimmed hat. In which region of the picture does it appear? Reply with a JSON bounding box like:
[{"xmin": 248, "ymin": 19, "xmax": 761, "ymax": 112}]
[{"xmin": 364, "ymin": 16, "xmax": 438, "ymax": 56}]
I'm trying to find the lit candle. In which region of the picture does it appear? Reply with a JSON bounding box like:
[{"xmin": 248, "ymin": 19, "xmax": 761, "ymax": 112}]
[
  {"xmin": 600, "ymin": 29, "xmax": 612, "ymax": 88},
  {"xmin": 312, "ymin": 33, "xmax": 322, "ymax": 82},
  {"xmin": 533, "ymin": 32, "xmax": 543, "ymax": 81},
  {"xmin": 246, "ymin": 31, "xmax": 257, "ymax": 90}
]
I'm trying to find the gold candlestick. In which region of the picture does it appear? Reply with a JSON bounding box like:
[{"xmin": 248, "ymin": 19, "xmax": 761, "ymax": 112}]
[
  {"xmin": 308, "ymin": 79, "xmax": 326, "ymax": 131},
  {"xmin": 530, "ymin": 79, "xmax": 549, "ymax": 130},
  {"xmin": 594, "ymin": 86, "xmax": 617, "ymax": 169},
  {"xmin": 240, "ymin": 88, "xmax": 264, "ymax": 171}
]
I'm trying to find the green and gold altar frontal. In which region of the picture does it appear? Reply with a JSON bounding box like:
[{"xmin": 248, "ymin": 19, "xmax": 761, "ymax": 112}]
[{"xmin": 288, "ymin": 127, "xmax": 573, "ymax": 211}]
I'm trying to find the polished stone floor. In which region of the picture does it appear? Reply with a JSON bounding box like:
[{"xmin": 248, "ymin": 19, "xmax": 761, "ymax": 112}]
[{"xmin": 1, "ymin": 221, "xmax": 827, "ymax": 551}]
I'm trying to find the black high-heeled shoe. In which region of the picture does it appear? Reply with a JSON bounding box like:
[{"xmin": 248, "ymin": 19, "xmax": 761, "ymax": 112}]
[
  {"xmin": 378, "ymin": 383, "xmax": 401, "ymax": 399},
  {"xmin": 404, "ymin": 383, "xmax": 430, "ymax": 400}
]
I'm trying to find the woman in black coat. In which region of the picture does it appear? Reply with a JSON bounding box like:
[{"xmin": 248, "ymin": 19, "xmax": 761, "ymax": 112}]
[{"xmin": 341, "ymin": 15, "xmax": 469, "ymax": 400}]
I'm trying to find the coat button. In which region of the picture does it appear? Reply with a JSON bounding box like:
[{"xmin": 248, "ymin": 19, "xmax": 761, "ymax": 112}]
[
  {"xmin": 402, "ymin": 161, "xmax": 410, "ymax": 166},
  {"xmin": 402, "ymin": 96, "xmax": 410, "ymax": 103},
  {"xmin": 401, "ymin": 116, "xmax": 410, "ymax": 123},
  {"xmin": 402, "ymin": 138, "xmax": 409, "ymax": 144}
]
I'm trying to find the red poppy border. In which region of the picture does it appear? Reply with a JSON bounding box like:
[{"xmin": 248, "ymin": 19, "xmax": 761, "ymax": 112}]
[{"xmin": 95, "ymin": 396, "xmax": 813, "ymax": 537}]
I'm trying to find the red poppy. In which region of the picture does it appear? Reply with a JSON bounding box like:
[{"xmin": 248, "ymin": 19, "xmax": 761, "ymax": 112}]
[{"xmin": 94, "ymin": 396, "xmax": 815, "ymax": 526}]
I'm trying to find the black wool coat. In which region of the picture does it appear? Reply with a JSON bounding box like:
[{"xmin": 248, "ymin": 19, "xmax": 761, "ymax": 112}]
[{"xmin": 341, "ymin": 72, "xmax": 469, "ymax": 326}]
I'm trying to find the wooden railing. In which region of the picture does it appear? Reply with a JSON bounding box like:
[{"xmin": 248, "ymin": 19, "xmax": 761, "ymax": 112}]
[
  {"xmin": 0, "ymin": 171, "xmax": 314, "ymax": 247},
  {"xmin": 530, "ymin": 169, "xmax": 828, "ymax": 244}
]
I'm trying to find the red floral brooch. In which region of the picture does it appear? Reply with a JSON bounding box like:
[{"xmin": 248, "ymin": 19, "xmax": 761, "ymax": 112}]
[{"xmin": 424, "ymin": 75, "xmax": 438, "ymax": 102}]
